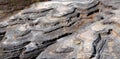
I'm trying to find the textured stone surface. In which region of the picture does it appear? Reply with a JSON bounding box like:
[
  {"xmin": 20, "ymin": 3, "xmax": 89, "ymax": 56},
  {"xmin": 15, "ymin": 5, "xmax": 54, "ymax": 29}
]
[
  {"xmin": 0, "ymin": 0, "xmax": 120, "ymax": 59},
  {"xmin": 0, "ymin": 0, "xmax": 50, "ymax": 22}
]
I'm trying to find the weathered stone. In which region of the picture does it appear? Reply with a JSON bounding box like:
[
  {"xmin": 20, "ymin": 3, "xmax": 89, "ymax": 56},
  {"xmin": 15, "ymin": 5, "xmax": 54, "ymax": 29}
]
[
  {"xmin": 1, "ymin": 0, "xmax": 120, "ymax": 59},
  {"xmin": 91, "ymin": 21, "xmax": 106, "ymax": 31}
]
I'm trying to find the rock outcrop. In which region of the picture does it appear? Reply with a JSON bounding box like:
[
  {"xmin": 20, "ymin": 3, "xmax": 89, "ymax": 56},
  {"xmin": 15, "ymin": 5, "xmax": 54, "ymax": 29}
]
[
  {"xmin": 0, "ymin": 0, "xmax": 120, "ymax": 59},
  {"xmin": 0, "ymin": 0, "xmax": 49, "ymax": 21}
]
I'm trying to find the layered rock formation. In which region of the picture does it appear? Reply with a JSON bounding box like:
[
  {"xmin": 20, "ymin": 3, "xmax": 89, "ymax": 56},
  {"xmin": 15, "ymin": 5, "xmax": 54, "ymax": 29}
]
[
  {"xmin": 0, "ymin": 0, "xmax": 120, "ymax": 59},
  {"xmin": 0, "ymin": 0, "xmax": 49, "ymax": 21}
]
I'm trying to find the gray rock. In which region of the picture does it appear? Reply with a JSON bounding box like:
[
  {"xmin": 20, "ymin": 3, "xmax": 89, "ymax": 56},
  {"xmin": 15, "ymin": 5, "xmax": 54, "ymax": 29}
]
[{"xmin": 1, "ymin": 0, "xmax": 120, "ymax": 59}]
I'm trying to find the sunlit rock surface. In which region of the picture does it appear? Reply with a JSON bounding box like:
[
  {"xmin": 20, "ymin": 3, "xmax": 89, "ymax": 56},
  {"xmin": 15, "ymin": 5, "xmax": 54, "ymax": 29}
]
[{"xmin": 0, "ymin": 0, "xmax": 120, "ymax": 59}]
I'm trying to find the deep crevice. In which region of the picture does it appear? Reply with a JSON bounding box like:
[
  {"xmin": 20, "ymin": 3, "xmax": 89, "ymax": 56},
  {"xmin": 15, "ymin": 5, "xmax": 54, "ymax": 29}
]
[
  {"xmin": 62, "ymin": 8, "xmax": 77, "ymax": 17},
  {"xmin": 87, "ymin": 9, "xmax": 99, "ymax": 16},
  {"xmin": 90, "ymin": 34, "xmax": 101, "ymax": 58},
  {"xmin": 0, "ymin": 32, "xmax": 6, "ymax": 41},
  {"xmin": 42, "ymin": 32, "xmax": 72, "ymax": 44}
]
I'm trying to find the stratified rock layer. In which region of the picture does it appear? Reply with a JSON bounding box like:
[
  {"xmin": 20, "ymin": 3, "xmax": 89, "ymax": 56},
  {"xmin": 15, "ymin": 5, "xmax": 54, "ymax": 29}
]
[{"xmin": 0, "ymin": 0, "xmax": 120, "ymax": 59}]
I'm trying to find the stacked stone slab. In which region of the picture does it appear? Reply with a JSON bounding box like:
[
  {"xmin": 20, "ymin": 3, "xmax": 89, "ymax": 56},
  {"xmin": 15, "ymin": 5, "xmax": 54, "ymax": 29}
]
[
  {"xmin": 52, "ymin": 0, "xmax": 100, "ymax": 17},
  {"xmin": 0, "ymin": 0, "xmax": 120, "ymax": 59}
]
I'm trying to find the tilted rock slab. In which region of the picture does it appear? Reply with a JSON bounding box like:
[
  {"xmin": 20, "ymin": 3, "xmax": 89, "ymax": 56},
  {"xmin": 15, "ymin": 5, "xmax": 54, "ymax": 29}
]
[{"xmin": 0, "ymin": 0, "xmax": 120, "ymax": 59}]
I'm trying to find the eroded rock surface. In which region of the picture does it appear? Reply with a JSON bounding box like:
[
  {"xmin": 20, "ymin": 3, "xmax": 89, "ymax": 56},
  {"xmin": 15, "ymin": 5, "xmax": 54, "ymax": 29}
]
[{"xmin": 0, "ymin": 0, "xmax": 120, "ymax": 59}]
